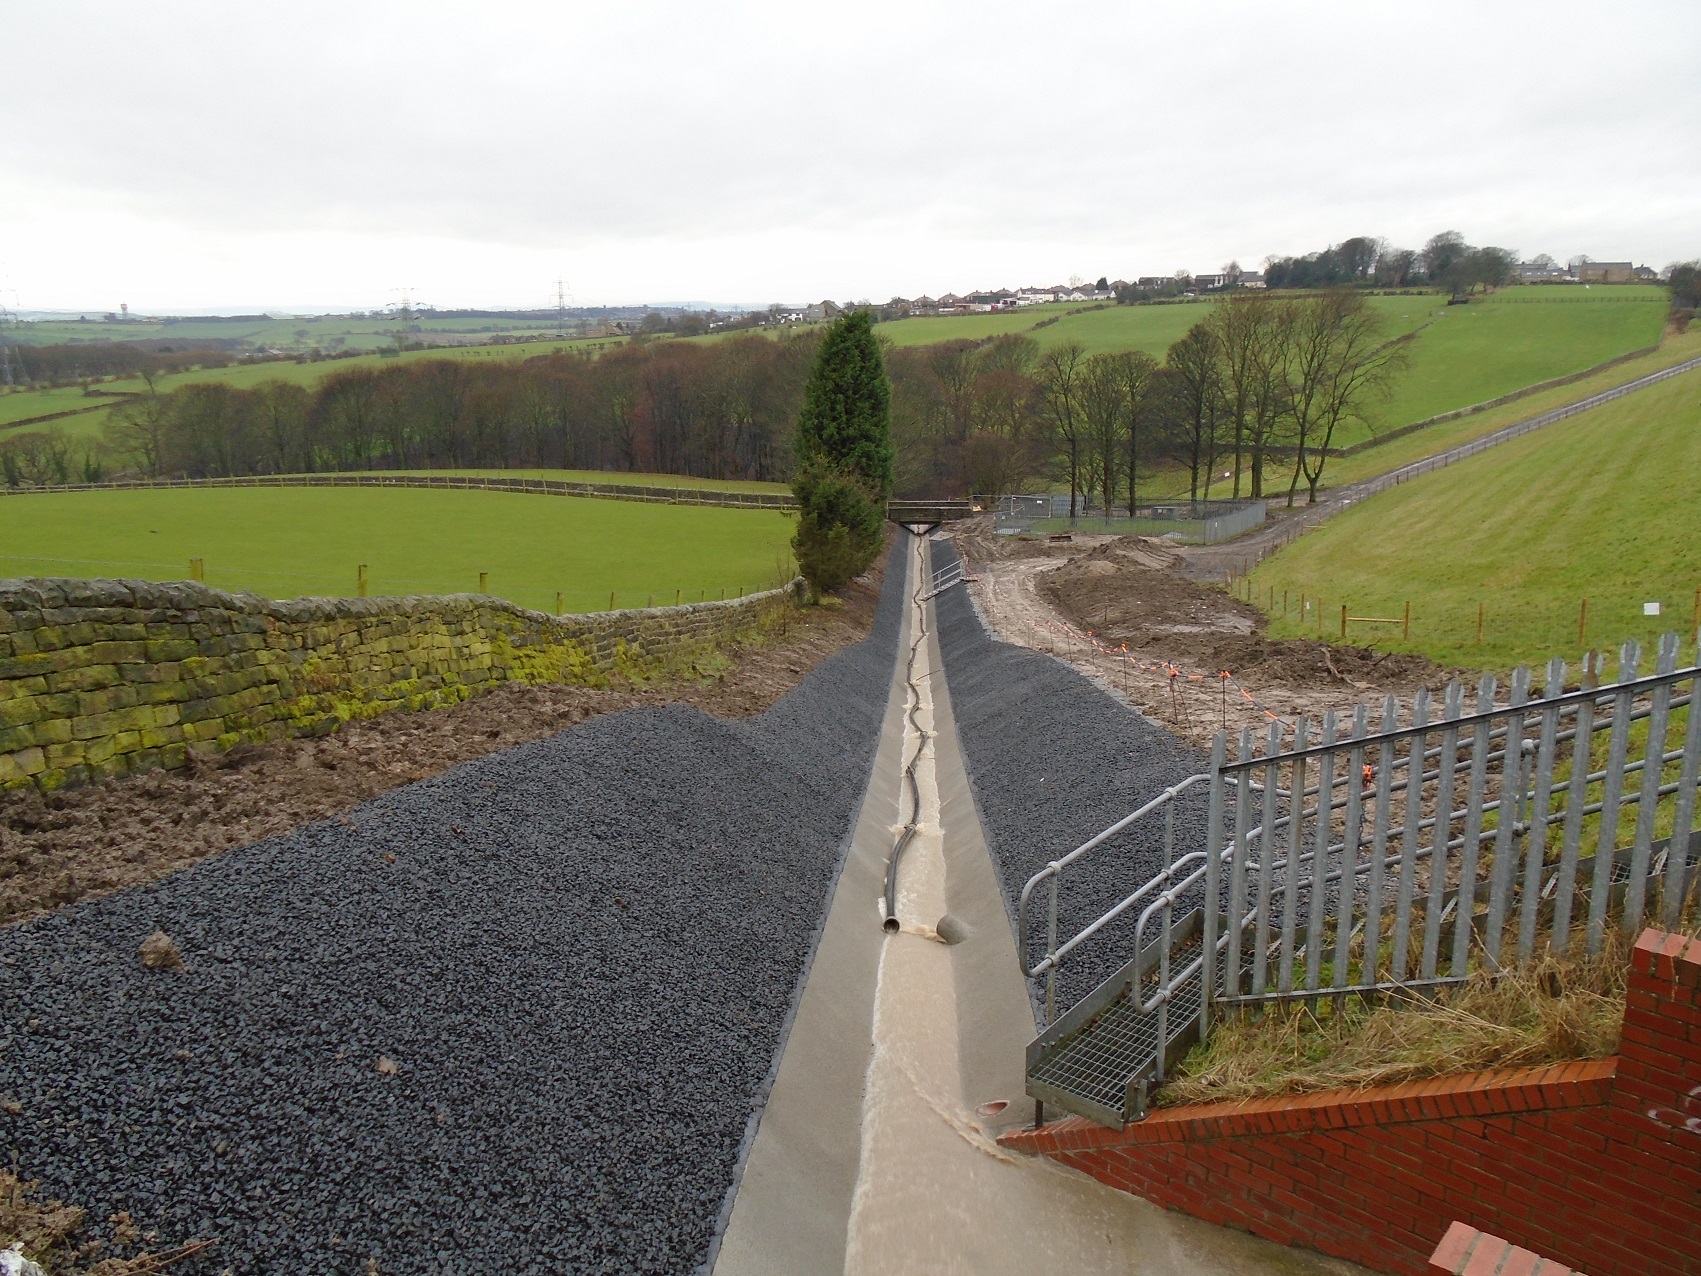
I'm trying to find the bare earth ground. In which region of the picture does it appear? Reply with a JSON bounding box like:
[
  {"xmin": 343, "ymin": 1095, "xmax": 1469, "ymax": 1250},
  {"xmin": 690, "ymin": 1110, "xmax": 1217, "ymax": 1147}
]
[
  {"xmin": 949, "ymin": 518, "xmax": 1450, "ymax": 752},
  {"xmin": 0, "ymin": 546, "xmax": 891, "ymax": 928}
]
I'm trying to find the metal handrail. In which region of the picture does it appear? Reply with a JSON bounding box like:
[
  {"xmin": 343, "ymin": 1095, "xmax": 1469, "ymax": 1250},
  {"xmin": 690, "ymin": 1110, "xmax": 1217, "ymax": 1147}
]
[{"xmin": 1017, "ymin": 772, "xmax": 1207, "ymax": 1023}]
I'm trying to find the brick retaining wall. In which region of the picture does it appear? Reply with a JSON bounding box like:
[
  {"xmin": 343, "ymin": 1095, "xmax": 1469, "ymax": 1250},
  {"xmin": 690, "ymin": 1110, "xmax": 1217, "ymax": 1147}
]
[
  {"xmin": 1000, "ymin": 929, "xmax": 1701, "ymax": 1276},
  {"xmin": 0, "ymin": 576, "xmax": 800, "ymax": 791}
]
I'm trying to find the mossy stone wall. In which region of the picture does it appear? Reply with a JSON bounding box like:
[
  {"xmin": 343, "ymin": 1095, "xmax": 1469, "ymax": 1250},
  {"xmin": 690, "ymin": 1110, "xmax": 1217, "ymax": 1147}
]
[{"xmin": 0, "ymin": 577, "xmax": 800, "ymax": 791}]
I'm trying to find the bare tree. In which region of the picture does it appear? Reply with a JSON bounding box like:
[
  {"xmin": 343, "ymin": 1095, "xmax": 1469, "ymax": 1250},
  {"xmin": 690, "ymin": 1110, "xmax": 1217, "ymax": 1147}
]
[
  {"xmin": 1080, "ymin": 353, "xmax": 1128, "ymax": 517},
  {"xmin": 1283, "ymin": 291, "xmax": 1406, "ymax": 505},
  {"xmin": 1038, "ymin": 342, "xmax": 1088, "ymax": 517},
  {"xmin": 1107, "ymin": 349, "xmax": 1158, "ymax": 514},
  {"xmin": 1166, "ymin": 323, "xmax": 1226, "ymax": 502}
]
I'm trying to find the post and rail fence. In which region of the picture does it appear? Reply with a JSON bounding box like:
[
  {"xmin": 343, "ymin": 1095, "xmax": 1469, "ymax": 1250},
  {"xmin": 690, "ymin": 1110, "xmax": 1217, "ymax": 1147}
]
[{"xmin": 1020, "ymin": 633, "xmax": 1701, "ymax": 1127}]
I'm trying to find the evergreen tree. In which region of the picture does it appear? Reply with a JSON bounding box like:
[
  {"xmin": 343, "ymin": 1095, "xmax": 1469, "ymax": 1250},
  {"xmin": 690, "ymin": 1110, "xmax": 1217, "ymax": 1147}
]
[
  {"xmin": 791, "ymin": 311, "xmax": 892, "ymax": 596},
  {"xmin": 793, "ymin": 311, "xmax": 893, "ymax": 498}
]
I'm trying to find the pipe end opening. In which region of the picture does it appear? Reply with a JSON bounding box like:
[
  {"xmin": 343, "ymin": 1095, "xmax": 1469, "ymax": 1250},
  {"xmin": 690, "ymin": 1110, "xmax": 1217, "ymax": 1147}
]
[{"xmin": 882, "ymin": 916, "xmax": 901, "ymax": 934}]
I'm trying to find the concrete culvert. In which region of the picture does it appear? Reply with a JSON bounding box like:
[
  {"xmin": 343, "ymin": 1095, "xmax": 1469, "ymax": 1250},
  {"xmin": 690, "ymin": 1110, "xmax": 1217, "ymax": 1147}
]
[{"xmin": 933, "ymin": 913, "xmax": 969, "ymax": 945}]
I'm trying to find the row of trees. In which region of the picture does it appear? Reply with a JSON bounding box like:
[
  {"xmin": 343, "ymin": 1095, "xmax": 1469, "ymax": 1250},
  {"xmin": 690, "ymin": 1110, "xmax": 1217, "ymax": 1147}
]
[
  {"xmin": 885, "ymin": 290, "xmax": 1403, "ymax": 511},
  {"xmin": 1264, "ymin": 231, "xmax": 1516, "ymax": 296},
  {"xmin": 102, "ymin": 334, "xmax": 823, "ymax": 484},
  {"xmin": 11, "ymin": 292, "xmax": 1400, "ymax": 512}
]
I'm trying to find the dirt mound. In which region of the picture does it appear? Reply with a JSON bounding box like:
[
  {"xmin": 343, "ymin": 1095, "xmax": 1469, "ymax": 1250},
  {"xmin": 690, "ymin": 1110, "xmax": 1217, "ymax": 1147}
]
[{"xmin": 1044, "ymin": 540, "xmax": 1438, "ymax": 688}]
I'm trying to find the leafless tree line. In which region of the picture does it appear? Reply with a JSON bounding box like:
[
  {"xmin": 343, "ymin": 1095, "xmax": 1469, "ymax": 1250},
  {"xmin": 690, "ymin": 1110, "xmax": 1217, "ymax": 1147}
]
[
  {"xmin": 890, "ymin": 289, "xmax": 1403, "ymax": 510},
  {"xmin": 6, "ymin": 292, "xmax": 1400, "ymax": 507}
]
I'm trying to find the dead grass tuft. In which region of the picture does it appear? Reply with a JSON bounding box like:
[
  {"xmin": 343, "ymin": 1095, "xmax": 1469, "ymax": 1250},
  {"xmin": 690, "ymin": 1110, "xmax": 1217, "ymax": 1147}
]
[
  {"xmin": 0, "ymin": 1170, "xmax": 213, "ymax": 1274},
  {"xmin": 1160, "ymin": 933, "xmax": 1651, "ymax": 1106}
]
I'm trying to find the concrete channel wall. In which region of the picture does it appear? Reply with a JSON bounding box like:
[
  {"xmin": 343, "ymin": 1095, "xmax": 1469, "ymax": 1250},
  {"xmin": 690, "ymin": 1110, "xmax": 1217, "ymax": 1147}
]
[{"xmin": 0, "ymin": 575, "xmax": 801, "ymax": 790}]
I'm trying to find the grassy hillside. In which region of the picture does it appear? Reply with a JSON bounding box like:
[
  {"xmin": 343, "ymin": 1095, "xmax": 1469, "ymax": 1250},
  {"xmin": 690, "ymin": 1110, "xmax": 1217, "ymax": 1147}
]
[
  {"xmin": 1368, "ymin": 288, "xmax": 1669, "ymax": 431},
  {"xmin": 0, "ymin": 486, "xmax": 797, "ymax": 613},
  {"xmin": 1246, "ymin": 364, "xmax": 1701, "ymax": 668}
]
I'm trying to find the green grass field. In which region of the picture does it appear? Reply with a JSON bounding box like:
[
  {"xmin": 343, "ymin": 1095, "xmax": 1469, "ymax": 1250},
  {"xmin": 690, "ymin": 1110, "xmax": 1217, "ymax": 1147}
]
[
  {"xmin": 1246, "ymin": 365, "xmax": 1701, "ymax": 669},
  {"xmin": 0, "ymin": 487, "xmax": 798, "ymax": 613},
  {"xmin": 1368, "ymin": 288, "xmax": 1669, "ymax": 433},
  {"xmin": 0, "ymin": 386, "xmax": 114, "ymax": 428},
  {"xmin": 14, "ymin": 313, "xmax": 590, "ymax": 352}
]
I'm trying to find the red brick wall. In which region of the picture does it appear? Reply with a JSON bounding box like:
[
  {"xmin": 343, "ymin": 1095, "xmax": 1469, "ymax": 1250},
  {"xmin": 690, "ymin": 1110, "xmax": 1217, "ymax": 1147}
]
[{"xmin": 1000, "ymin": 929, "xmax": 1701, "ymax": 1276}]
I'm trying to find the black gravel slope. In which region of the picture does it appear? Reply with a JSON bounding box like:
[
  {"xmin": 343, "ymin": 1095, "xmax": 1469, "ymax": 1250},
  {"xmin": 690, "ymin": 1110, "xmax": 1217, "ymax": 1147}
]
[
  {"xmin": 0, "ymin": 557, "xmax": 904, "ymax": 1276},
  {"xmin": 932, "ymin": 541, "xmax": 1212, "ymax": 1013}
]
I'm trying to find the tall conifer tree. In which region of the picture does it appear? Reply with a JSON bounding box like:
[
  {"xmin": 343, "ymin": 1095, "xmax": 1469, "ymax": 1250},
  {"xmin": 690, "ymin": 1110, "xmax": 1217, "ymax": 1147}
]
[{"xmin": 791, "ymin": 311, "xmax": 892, "ymax": 595}]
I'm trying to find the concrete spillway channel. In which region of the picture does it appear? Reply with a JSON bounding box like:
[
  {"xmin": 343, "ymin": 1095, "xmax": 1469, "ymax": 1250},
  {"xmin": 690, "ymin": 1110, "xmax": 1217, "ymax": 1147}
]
[{"xmin": 712, "ymin": 535, "xmax": 1338, "ymax": 1276}]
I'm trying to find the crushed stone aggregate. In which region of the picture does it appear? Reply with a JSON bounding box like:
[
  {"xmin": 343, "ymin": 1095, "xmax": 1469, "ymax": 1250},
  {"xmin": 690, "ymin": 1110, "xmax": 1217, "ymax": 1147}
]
[
  {"xmin": 932, "ymin": 539, "xmax": 1213, "ymax": 1012},
  {"xmin": 0, "ymin": 557, "xmax": 904, "ymax": 1275}
]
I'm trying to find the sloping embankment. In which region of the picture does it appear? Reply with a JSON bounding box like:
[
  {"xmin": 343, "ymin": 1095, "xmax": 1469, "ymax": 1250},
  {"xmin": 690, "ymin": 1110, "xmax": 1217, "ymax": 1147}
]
[{"xmin": 0, "ymin": 557, "xmax": 904, "ymax": 1272}]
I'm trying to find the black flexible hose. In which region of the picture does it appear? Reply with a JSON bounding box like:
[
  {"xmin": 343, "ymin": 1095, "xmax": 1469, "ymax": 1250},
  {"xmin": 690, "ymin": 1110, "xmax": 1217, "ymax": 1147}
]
[{"xmin": 883, "ymin": 536, "xmax": 933, "ymax": 933}]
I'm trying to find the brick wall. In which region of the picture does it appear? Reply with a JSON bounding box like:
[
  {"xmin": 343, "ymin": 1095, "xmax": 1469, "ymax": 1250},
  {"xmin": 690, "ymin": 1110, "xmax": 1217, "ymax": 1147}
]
[
  {"xmin": 0, "ymin": 576, "xmax": 800, "ymax": 791},
  {"xmin": 1000, "ymin": 929, "xmax": 1701, "ymax": 1276}
]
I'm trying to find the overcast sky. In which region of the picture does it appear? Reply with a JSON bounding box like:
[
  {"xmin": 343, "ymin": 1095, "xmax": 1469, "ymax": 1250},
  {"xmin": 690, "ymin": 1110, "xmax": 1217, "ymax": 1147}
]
[{"xmin": 5, "ymin": 0, "xmax": 1698, "ymax": 313}]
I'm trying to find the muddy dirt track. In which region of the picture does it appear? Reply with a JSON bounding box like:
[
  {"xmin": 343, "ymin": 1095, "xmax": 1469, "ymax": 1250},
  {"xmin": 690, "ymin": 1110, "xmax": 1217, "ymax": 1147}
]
[
  {"xmin": 949, "ymin": 519, "xmax": 1449, "ymax": 752},
  {"xmin": 0, "ymin": 548, "xmax": 890, "ymax": 928}
]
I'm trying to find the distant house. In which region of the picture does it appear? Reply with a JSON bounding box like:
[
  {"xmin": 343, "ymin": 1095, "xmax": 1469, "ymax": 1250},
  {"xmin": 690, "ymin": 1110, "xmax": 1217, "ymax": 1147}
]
[
  {"xmin": 1193, "ymin": 273, "xmax": 1228, "ymax": 291},
  {"xmin": 910, "ymin": 295, "xmax": 938, "ymax": 313},
  {"xmin": 1632, "ymin": 265, "xmax": 1659, "ymax": 282},
  {"xmin": 1136, "ymin": 276, "xmax": 1170, "ymax": 290},
  {"xmin": 1238, "ymin": 272, "xmax": 1266, "ymax": 289},
  {"xmin": 1014, "ymin": 289, "xmax": 1056, "ymax": 306},
  {"xmin": 1577, "ymin": 261, "xmax": 1634, "ymax": 284},
  {"xmin": 1516, "ymin": 261, "xmax": 1569, "ymax": 282}
]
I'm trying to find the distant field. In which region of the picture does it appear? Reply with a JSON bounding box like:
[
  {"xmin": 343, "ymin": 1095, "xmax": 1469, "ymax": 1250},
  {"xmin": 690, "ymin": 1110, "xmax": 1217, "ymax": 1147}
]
[
  {"xmin": 1247, "ymin": 364, "xmax": 1701, "ymax": 669},
  {"xmin": 14, "ymin": 314, "xmax": 592, "ymax": 352},
  {"xmin": 0, "ymin": 385, "xmax": 112, "ymax": 428},
  {"xmin": 0, "ymin": 487, "xmax": 797, "ymax": 613}
]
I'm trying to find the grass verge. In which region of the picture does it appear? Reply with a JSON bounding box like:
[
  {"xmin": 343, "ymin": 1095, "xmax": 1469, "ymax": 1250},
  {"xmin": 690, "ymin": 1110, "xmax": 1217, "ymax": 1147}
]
[{"xmin": 1161, "ymin": 934, "xmax": 1642, "ymax": 1105}]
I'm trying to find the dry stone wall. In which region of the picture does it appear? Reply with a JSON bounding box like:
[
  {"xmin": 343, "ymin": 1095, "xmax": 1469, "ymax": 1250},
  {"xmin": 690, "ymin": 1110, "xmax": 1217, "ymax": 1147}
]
[{"xmin": 0, "ymin": 576, "xmax": 801, "ymax": 791}]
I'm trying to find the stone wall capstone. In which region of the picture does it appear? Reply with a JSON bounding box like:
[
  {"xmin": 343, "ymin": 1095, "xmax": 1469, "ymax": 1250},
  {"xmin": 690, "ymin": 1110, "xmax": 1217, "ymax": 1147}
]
[{"xmin": 0, "ymin": 576, "xmax": 802, "ymax": 791}]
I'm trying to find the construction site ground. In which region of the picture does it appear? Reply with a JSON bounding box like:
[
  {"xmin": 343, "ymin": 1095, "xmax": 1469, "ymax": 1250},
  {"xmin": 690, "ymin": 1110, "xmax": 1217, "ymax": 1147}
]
[{"xmin": 949, "ymin": 517, "xmax": 1449, "ymax": 753}]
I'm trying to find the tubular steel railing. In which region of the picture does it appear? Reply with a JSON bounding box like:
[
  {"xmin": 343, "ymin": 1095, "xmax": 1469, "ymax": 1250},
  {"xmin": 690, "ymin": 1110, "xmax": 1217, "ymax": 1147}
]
[
  {"xmin": 1023, "ymin": 633, "xmax": 1701, "ymax": 1097},
  {"xmin": 922, "ymin": 553, "xmax": 966, "ymax": 600},
  {"xmin": 1018, "ymin": 773, "xmax": 1209, "ymax": 1028}
]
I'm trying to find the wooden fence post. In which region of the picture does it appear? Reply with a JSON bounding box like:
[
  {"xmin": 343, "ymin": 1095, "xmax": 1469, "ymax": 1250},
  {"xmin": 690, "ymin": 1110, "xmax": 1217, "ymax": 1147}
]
[
  {"xmin": 478, "ymin": 571, "xmax": 489, "ymax": 594},
  {"xmin": 189, "ymin": 557, "xmax": 204, "ymax": 583},
  {"xmin": 556, "ymin": 591, "xmax": 564, "ymax": 615},
  {"xmin": 358, "ymin": 564, "xmax": 368, "ymax": 598},
  {"xmin": 1340, "ymin": 604, "xmax": 1347, "ymax": 639},
  {"xmin": 1579, "ymin": 597, "xmax": 1588, "ymax": 647},
  {"xmin": 1403, "ymin": 599, "xmax": 1411, "ymax": 640},
  {"xmin": 1476, "ymin": 601, "xmax": 1485, "ymax": 645}
]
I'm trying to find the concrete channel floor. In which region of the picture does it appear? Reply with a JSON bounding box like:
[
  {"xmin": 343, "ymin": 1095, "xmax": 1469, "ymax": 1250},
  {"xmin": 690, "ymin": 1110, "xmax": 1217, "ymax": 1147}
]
[{"xmin": 714, "ymin": 537, "xmax": 1373, "ymax": 1276}]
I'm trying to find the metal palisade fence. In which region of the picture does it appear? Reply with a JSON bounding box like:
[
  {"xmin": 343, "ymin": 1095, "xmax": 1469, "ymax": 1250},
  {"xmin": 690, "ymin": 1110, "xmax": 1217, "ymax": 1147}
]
[{"xmin": 1020, "ymin": 633, "xmax": 1701, "ymax": 1123}]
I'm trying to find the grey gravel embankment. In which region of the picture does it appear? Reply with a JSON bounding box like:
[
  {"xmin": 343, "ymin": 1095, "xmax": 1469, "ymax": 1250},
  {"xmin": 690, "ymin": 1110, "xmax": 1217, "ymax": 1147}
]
[
  {"xmin": 0, "ymin": 559, "xmax": 904, "ymax": 1274},
  {"xmin": 931, "ymin": 541, "xmax": 1212, "ymax": 1012}
]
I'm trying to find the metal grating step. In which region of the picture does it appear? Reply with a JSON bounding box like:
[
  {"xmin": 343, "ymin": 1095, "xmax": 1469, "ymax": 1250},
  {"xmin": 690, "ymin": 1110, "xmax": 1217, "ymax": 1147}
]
[
  {"xmin": 1024, "ymin": 921, "xmax": 1251, "ymax": 1130},
  {"xmin": 1027, "ymin": 974, "xmax": 1204, "ymax": 1128}
]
